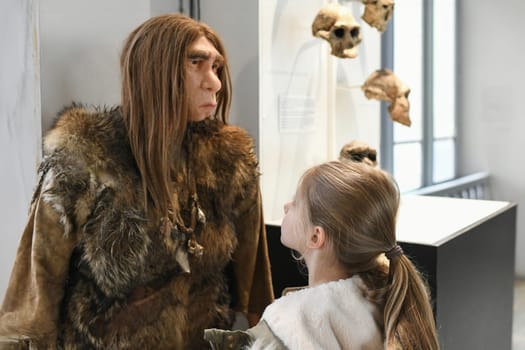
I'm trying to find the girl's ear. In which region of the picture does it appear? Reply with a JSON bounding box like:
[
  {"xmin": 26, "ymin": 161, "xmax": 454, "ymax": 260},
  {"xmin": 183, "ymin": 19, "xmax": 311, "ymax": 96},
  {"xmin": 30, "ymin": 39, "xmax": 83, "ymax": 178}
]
[{"xmin": 307, "ymin": 226, "xmax": 327, "ymax": 249}]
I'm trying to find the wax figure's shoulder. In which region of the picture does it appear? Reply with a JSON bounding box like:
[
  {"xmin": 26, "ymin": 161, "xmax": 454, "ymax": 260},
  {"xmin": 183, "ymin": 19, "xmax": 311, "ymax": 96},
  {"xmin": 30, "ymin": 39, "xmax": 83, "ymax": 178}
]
[
  {"xmin": 215, "ymin": 122, "xmax": 256, "ymax": 155},
  {"xmin": 191, "ymin": 120, "xmax": 257, "ymax": 163},
  {"xmin": 41, "ymin": 104, "xmax": 136, "ymax": 191},
  {"xmin": 216, "ymin": 123, "xmax": 258, "ymax": 173},
  {"xmin": 190, "ymin": 120, "xmax": 260, "ymax": 190},
  {"xmin": 35, "ymin": 105, "xmax": 137, "ymax": 233},
  {"xmin": 43, "ymin": 103, "xmax": 130, "ymax": 166}
]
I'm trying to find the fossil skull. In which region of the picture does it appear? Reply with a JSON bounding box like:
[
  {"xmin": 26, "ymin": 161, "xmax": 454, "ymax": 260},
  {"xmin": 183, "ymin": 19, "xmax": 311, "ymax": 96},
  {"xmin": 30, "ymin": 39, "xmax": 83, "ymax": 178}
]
[
  {"xmin": 312, "ymin": 3, "xmax": 362, "ymax": 59},
  {"xmin": 361, "ymin": 68, "xmax": 411, "ymax": 126},
  {"xmin": 361, "ymin": 0, "xmax": 395, "ymax": 32},
  {"xmin": 339, "ymin": 140, "xmax": 378, "ymax": 167}
]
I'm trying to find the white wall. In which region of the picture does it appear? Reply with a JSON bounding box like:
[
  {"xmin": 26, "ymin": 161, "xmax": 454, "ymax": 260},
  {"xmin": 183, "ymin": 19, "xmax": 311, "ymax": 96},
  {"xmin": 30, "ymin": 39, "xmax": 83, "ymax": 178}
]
[
  {"xmin": 0, "ymin": 0, "xmax": 41, "ymax": 299},
  {"xmin": 458, "ymin": 0, "xmax": 525, "ymax": 275},
  {"xmin": 260, "ymin": 1, "xmax": 382, "ymax": 222},
  {"xmin": 258, "ymin": 0, "xmax": 332, "ymax": 222},
  {"xmin": 40, "ymin": 0, "xmax": 150, "ymax": 132}
]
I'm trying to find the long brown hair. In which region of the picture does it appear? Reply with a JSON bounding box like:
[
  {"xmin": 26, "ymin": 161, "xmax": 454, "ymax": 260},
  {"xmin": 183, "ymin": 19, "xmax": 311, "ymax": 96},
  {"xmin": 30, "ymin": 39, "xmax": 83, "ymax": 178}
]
[
  {"xmin": 297, "ymin": 161, "xmax": 439, "ymax": 350},
  {"xmin": 120, "ymin": 13, "xmax": 232, "ymax": 220}
]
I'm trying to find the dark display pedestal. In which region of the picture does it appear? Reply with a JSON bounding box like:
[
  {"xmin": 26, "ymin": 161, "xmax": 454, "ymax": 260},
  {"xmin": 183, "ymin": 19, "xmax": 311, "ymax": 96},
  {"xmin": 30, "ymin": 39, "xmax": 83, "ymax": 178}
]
[{"xmin": 266, "ymin": 195, "xmax": 517, "ymax": 350}]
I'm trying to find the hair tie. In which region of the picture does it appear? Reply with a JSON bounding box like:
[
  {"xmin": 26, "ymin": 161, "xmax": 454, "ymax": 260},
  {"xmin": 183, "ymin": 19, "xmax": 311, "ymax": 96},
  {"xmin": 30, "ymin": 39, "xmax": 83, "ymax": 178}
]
[{"xmin": 385, "ymin": 244, "xmax": 404, "ymax": 260}]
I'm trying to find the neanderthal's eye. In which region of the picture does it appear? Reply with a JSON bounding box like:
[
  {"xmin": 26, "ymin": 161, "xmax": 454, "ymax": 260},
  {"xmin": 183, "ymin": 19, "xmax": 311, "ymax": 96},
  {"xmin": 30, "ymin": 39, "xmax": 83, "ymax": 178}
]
[{"xmin": 212, "ymin": 61, "xmax": 222, "ymax": 73}]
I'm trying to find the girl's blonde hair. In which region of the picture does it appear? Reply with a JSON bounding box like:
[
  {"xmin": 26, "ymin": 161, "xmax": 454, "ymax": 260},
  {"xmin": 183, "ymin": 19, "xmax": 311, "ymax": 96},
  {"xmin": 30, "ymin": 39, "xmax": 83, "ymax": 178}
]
[
  {"xmin": 297, "ymin": 161, "xmax": 439, "ymax": 349},
  {"xmin": 120, "ymin": 13, "xmax": 232, "ymax": 220}
]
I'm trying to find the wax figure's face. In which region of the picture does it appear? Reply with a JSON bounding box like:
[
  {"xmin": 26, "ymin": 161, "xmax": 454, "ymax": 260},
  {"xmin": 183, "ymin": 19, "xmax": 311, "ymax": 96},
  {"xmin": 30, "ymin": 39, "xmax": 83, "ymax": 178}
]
[
  {"xmin": 281, "ymin": 192, "xmax": 309, "ymax": 253},
  {"xmin": 185, "ymin": 36, "xmax": 224, "ymax": 122}
]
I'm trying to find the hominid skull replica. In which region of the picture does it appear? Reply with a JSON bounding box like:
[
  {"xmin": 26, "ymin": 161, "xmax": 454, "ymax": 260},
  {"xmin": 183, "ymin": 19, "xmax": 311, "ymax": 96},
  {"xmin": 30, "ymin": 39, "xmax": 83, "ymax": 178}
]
[
  {"xmin": 361, "ymin": 68, "xmax": 411, "ymax": 126},
  {"xmin": 312, "ymin": 3, "xmax": 362, "ymax": 59},
  {"xmin": 339, "ymin": 140, "xmax": 378, "ymax": 167},
  {"xmin": 361, "ymin": 0, "xmax": 395, "ymax": 33}
]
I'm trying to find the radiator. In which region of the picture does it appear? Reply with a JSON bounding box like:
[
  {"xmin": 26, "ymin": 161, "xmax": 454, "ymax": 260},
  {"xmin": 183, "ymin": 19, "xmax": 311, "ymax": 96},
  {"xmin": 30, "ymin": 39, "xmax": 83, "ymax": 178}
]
[{"xmin": 405, "ymin": 172, "xmax": 490, "ymax": 200}]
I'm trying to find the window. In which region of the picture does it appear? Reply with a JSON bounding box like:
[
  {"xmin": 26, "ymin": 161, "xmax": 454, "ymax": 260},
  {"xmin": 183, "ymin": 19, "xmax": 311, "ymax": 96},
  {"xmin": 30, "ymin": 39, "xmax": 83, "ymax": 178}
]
[{"xmin": 381, "ymin": 0, "xmax": 457, "ymax": 192}]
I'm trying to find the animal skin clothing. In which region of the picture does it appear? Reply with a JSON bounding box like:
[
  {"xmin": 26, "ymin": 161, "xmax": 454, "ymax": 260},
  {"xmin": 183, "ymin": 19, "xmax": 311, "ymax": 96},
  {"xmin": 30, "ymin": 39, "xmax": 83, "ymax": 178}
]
[
  {"xmin": 0, "ymin": 105, "xmax": 274, "ymax": 349},
  {"xmin": 205, "ymin": 275, "xmax": 384, "ymax": 350}
]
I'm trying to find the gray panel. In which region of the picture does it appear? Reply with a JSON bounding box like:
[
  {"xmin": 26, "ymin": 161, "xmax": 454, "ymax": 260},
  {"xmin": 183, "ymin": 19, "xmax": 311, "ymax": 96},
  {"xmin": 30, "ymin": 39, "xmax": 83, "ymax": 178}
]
[{"xmin": 436, "ymin": 206, "xmax": 516, "ymax": 349}]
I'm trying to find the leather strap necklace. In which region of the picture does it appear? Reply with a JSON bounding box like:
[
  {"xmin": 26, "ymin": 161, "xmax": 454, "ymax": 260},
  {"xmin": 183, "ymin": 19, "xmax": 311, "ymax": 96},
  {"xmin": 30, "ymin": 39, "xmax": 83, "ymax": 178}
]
[{"xmin": 161, "ymin": 134, "xmax": 205, "ymax": 273}]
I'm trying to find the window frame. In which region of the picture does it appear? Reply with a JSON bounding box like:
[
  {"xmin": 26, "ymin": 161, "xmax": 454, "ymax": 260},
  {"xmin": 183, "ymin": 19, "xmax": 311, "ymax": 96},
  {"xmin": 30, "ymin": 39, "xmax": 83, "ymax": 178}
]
[{"xmin": 380, "ymin": 0, "xmax": 458, "ymax": 191}]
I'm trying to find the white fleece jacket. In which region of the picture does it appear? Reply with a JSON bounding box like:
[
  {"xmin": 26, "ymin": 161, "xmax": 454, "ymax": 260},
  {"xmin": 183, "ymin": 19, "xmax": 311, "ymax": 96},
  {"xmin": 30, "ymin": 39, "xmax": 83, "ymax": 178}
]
[{"xmin": 257, "ymin": 275, "xmax": 384, "ymax": 350}]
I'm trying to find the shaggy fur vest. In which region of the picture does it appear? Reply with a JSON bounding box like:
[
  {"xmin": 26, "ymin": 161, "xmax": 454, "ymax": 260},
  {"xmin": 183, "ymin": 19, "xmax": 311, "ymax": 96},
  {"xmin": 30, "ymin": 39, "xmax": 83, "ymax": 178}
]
[{"xmin": 0, "ymin": 106, "xmax": 274, "ymax": 349}]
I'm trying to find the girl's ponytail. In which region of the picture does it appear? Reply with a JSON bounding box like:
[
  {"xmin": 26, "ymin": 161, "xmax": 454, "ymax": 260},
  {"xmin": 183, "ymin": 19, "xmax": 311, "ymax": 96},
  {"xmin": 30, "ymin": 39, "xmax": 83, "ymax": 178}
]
[{"xmin": 384, "ymin": 253, "xmax": 439, "ymax": 349}]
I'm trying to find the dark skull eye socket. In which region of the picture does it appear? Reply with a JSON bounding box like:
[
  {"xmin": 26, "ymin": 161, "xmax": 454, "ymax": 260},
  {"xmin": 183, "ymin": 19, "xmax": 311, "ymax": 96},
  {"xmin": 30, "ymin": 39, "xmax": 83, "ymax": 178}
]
[
  {"xmin": 351, "ymin": 154, "xmax": 364, "ymax": 162},
  {"xmin": 334, "ymin": 28, "xmax": 345, "ymax": 38},
  {"xmin": 350, "ymin": 27, "xmax": 360, "ymax": 38},
  {"xmin": 368, "ymin": 153, "xmax": 377, "ymax": 162},
  {"xmin": 383, "ymin": 5, "xmax": 390, "ymax": 10}
]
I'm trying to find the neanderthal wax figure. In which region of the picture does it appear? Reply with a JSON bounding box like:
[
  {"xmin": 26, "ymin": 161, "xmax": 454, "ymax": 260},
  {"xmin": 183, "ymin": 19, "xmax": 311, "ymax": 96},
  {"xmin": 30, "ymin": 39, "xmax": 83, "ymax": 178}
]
[{"xmin": 0, "ymin": 14, "xmax": 273, "ymax": 349}]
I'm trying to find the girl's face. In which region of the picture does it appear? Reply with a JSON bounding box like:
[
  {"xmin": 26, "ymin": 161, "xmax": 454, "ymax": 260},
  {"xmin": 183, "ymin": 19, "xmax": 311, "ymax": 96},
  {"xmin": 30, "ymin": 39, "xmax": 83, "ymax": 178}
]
[{"xmin": 281, "ymin": 191, "xmax": 309, "ymax": 253}]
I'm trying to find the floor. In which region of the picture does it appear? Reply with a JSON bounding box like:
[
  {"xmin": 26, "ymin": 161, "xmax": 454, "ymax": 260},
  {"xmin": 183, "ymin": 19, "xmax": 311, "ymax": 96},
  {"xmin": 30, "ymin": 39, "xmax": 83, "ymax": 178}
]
[{"xmin": 514, "ymin": 280, "xmax": 525, "ymax": 349}]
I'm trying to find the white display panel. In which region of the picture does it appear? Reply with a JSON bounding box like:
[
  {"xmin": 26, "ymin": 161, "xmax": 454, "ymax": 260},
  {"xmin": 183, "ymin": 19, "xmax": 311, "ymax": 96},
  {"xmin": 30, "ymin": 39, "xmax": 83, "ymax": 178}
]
[{"xmin": 260, "ymin": 0, "xmax": 381, "ymax": 222}]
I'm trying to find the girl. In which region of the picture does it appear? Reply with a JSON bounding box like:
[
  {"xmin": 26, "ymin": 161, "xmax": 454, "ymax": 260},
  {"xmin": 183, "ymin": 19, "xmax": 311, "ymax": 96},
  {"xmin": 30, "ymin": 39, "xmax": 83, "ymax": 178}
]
[{"xmin": 206, "ymin": 160, "xmax": 439, "ymax": 349}]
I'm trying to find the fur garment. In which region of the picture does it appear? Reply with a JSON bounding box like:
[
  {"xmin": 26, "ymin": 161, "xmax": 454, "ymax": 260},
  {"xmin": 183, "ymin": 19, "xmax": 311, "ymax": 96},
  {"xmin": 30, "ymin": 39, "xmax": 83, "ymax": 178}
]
[{"xmin": 0, "ymin": 105, "xmax": 274, "ymax": 349}]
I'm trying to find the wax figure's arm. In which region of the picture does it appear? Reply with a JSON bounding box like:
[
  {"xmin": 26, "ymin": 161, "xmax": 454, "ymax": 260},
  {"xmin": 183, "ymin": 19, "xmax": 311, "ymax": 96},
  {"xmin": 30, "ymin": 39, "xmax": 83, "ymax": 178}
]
[
  {"xmin": 204, "ymin": 319, "xmax": 287, "ymax": 350},
  {"xmin": 231, "ymin": 185, "xmax": 274, "ymax": 326},
  {"xmin": 218, "ymin": 124, "xmax": 275, "ymax": 326},
  {"xmin": 0, "ymin": 170, "xmax": 78, "ymax": 349}
]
